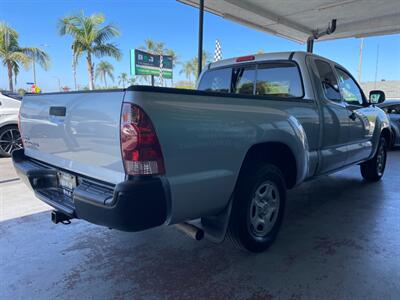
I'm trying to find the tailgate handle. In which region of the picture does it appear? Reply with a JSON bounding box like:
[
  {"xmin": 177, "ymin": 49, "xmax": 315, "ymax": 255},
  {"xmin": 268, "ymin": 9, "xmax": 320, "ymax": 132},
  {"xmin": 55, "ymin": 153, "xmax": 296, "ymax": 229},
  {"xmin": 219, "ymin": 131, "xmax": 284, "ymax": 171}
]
[{"xmin": 49, "ymin": 106, "xmax": 66, "ymax": 117}]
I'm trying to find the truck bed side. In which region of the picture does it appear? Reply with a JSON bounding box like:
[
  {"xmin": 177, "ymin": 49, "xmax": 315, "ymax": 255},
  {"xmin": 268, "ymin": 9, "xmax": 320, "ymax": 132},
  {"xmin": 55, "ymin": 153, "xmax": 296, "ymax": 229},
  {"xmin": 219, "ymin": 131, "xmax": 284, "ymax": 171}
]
[{"xmin": 125, "ymin": 86, "xmax": 320, "ymax": 223}]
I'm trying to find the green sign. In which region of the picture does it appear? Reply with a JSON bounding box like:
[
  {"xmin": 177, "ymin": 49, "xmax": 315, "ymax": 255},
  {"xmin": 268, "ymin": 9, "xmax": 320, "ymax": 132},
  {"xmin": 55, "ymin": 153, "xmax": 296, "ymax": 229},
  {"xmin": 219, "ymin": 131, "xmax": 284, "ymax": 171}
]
[{"xmin": 130, "ymin": 49, "xmax": 173, "ymax": 79}]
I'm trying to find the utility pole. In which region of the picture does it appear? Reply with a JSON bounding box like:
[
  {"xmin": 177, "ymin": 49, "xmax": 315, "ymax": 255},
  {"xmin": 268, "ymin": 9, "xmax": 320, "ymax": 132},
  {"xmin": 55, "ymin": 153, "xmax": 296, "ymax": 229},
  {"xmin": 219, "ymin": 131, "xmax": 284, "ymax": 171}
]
[
  {"xmin": 374, "ymin": 44, "xmax": 380, "ymax": 89},
  {"xmin": 53, "ymin": 76, "xmax": 61, "ymax": 92},
  {"xmin": 357, "ymin": 38, "xmax": 364, "ymax": 83}
]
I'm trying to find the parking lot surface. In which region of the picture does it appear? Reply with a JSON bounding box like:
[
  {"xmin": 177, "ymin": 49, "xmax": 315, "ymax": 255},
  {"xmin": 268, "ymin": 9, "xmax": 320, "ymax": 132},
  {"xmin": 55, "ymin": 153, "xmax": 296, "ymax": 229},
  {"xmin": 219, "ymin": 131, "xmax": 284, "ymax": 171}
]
[{"xmin": 1, "ymin": 151, "xmax": 399, "ymax": 299}]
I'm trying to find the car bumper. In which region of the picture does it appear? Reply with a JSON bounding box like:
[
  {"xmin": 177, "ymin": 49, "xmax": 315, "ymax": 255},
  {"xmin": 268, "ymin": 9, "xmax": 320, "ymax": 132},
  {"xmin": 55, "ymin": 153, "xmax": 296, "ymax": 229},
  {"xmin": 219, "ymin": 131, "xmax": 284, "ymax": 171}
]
[{"xmin": 12, "ymin": 149, "xmax": 169, "ymax": 232}]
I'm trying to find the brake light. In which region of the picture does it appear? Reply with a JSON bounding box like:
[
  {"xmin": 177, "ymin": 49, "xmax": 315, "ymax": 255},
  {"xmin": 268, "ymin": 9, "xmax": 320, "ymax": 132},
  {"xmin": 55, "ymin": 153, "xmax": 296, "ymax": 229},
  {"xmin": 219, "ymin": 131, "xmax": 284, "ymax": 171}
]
[
  {"xmin": 120, "ymin": 103, "xmax": 165, "ymax": 176},
  {"xmin": 236, "ymin": 55, "xmax": 255, "ymax": 62}
]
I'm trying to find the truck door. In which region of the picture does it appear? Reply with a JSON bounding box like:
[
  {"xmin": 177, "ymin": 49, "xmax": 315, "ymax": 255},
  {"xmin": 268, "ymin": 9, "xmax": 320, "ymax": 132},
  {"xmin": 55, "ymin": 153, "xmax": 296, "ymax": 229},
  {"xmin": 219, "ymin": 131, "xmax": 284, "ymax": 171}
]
[
  {"xmin": 313, "ymin": 59, "xmax": 350, "ymax": 173},
  {"xmin": 334, "ymin": 67, "xmax": 372, "ymax": 164}
]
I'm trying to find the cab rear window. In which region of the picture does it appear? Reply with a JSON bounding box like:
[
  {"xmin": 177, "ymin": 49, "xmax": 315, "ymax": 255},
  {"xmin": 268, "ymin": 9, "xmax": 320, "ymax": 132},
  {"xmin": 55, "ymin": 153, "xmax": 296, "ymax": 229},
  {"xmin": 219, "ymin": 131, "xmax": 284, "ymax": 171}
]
[
  {"xmin": 255, "ymin": 63, "xmax": 303, "ymax": 98},
  {"xmin": 198, "ymin": 61, "xmax": 303, "ymax": 98}
]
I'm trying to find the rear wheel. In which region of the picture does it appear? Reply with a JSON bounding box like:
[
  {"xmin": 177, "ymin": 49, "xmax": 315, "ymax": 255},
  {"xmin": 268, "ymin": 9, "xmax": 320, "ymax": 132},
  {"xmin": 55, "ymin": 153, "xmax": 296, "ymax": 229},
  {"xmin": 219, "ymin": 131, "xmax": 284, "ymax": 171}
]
[
  {"xmin": 360, "ymin": 136, "xmax": 387, "ymax": 182},
  {"xmin": 227, "ymin": 164, "xmax": 286, "ymax": 252},
  {"xmin": 0, "ymin": 125, "xmax": 23, "ymax": 157}
]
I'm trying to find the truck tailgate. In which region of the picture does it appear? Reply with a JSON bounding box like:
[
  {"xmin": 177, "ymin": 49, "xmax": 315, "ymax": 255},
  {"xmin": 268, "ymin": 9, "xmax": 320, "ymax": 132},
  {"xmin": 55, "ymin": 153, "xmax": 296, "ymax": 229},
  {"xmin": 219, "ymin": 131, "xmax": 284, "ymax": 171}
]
[{"xmin": 20, "ymin": 91, "xmax": 126, "ymax": 184}]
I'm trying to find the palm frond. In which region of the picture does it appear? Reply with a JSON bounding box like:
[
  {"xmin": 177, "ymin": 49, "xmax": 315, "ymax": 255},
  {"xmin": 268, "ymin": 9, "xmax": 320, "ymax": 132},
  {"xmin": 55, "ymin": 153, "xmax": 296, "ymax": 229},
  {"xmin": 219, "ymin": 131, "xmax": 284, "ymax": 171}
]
[
  {"xmin": 21, "ymin": 47, "xmax": 50, "ymax": 70},
  {"xmin": 94, "ymin": 24, "xmax": 121, "ymax": 44},
  {"xmin": 92, "ymin": 43, "xmax": 122, "ymax": 60},
  {"xmin": 8, "ymin": 51, "xmax": 31, "ymax": 69}
]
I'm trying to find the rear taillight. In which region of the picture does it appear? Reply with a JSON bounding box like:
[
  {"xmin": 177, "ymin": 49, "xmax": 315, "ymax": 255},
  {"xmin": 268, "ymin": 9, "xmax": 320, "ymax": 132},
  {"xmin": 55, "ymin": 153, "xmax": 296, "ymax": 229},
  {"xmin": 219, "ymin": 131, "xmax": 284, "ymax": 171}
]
[{"xmin": 120, "ymin": 103, "xmax": 165, "ymax": 176}]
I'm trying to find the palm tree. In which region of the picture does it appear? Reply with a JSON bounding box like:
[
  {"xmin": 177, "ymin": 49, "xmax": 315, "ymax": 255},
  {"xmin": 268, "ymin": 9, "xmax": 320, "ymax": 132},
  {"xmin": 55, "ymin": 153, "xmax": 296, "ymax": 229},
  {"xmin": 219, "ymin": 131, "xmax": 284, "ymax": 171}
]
[
  {"xmin": 118, "ymin": 72, "xmax": 128, "ymax": 88},
  {"xmin": 180, "ymin": 52, "xmax": 210, "ymax": 83},
  {"xmin": 180, "ymin": 60, "xmax": 195, "ymax": 82},
  {"xmin": 71, "ymin": 44, "xmax": 82, "ymax": 90},
  {"xmin": 192, "ymin": 51, "xmax": 211, "ymax": 79},
  {"xmin": 95, "ymin": 61, "xmax": 114, "ymax": 87},
  {"xmin": 59, "ymin": 12, "xmax": 122, "ymax": 90},
  {"xmin": 129, "ymin": 76, "xmax": 137, "ymax": 86},
  {"xmin": 0, "ymin": 22, "xmax": 49, "ymax": 91},
  {"xmin": 141, "ymin": 38, "xmax": 156, "ymax": 53}
]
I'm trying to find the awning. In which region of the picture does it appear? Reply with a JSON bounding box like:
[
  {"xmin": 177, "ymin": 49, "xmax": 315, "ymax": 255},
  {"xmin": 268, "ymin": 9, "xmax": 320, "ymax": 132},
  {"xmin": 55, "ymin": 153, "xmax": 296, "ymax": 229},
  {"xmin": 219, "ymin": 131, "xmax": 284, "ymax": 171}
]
[{"xmin": 178, "ymin": 0, "xmax": 400, "ymax": 43}]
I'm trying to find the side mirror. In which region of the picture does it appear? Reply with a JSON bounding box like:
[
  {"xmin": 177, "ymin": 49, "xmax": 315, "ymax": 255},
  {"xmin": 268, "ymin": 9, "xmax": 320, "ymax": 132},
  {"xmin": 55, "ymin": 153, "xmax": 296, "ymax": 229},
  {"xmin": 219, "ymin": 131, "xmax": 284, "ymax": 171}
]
[{"xmin": 369, "ymin": 90, "xmax": 385, "ymax": 104}]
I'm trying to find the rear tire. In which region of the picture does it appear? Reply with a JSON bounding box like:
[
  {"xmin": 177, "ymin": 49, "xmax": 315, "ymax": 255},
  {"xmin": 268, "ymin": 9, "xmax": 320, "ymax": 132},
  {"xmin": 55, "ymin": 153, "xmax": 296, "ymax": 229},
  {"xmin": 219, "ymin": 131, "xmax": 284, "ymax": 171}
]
[
  {"xmin": 360, "ymin": 137, "xmax": 387, "ymax": 182},
  {"xmin": 0, "ymin": 125, "xmax": 22, "ymax": 157},
  {"xmin": 227, "ymin": 164, "xmax": 286, "ymax": 253}
]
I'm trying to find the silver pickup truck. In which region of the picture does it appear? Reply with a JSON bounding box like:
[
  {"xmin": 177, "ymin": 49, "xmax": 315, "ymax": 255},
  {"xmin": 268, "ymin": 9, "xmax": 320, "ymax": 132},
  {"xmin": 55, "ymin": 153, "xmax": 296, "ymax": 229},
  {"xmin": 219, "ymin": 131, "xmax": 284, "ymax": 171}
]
[{"xmin": 13, "ymin": 51, "xmax": 391, "ymax": 252}]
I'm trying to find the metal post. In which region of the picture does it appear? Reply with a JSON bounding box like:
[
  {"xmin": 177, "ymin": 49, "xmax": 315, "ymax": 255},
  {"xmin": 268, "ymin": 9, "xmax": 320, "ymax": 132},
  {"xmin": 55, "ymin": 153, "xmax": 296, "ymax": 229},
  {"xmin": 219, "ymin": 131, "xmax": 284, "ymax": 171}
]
[
  {"xmin": 151, "ymin": 75, "xmax": 154, "ymax": 86},
  {"xmin": 197, "ymin": 0, "xmax": 204, "ymax": 77},
  {"xmin": 306, "ymin": 37, "xmax": 314, "ymax": 53}
]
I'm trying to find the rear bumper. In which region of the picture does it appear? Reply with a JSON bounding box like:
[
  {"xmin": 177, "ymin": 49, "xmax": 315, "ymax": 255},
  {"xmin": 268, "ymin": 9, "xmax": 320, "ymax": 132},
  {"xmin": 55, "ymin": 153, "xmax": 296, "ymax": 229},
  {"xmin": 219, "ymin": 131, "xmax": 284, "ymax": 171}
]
[{"xmin": 12, "ymin": 149, "xmax": 169, "ymax": 232}]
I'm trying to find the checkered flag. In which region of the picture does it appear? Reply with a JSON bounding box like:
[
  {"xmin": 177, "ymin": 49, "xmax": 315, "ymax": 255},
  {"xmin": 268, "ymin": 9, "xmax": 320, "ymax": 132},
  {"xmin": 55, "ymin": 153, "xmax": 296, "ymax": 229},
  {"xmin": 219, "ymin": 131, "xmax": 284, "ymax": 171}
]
[
  {"xmin": 159, "ymin": 54, "xmax": 164, "ymax": 86},
  {"xmin": 214, "ymin": 39, "xmax": 222, "ymax": 62}
]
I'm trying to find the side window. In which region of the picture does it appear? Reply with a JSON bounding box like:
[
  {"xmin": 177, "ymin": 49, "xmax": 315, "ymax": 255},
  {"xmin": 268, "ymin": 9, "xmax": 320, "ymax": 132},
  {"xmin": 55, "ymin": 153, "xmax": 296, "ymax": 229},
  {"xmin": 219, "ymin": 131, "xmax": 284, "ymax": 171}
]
[
  {"xmin": 255, "ymin": 63, "xmax": 303, "ymax": 98},
  {"xmin": 198, "ymin": 68, "xmax": 231, "ymax": 93},
  {"xmin": 314, "ymin": 60, "xmax": 341, "ymax": 101},
  {"xmin": 335, "ymin": 68, "xmax": 364, "ymax": 105},
  {"xmin": 232, "ymin": 66, "xmax": 255, "ymax": 95}
]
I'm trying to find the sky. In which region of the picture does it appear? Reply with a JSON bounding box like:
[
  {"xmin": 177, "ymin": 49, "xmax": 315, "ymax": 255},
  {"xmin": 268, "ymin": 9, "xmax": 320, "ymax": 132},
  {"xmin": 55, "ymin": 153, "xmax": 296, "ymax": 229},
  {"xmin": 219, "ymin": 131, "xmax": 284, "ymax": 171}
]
[{"xmin": 0, "ymin": 0, "xmax": 399, "ymax": 92}]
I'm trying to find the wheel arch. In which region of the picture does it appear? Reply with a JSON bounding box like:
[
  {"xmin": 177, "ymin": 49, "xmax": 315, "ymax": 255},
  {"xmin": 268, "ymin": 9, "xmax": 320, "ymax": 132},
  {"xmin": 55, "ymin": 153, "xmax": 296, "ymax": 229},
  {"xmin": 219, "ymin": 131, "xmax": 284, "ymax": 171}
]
[
  {"xmin": 381, "ymin": 127, "xmax": 391, "ymax": 147},
  {"xmin": 237, "ymin": 141, "xmax": 298, "ymax": 190}
]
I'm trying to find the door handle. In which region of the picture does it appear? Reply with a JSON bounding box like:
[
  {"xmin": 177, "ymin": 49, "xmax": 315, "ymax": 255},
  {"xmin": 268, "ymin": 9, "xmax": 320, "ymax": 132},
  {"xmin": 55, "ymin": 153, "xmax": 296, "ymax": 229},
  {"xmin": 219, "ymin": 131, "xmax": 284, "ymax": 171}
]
[{"xmin": 348, "ymin": 112, "xmax": 357, "ymax": 121}]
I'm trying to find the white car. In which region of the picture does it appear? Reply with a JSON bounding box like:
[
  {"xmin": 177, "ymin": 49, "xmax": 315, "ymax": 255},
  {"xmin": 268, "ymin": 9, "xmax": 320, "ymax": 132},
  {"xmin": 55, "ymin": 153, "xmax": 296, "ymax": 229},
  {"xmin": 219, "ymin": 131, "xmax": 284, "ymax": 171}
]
[{"xmin": 0, "ymin": 91, "xmax": 23, "ymax": 157}]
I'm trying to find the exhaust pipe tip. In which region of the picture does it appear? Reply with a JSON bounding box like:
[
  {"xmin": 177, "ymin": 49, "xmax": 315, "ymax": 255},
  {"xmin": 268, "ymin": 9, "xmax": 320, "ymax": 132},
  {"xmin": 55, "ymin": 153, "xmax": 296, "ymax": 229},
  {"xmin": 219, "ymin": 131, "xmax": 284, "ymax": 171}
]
[{"xmin": 175, "ymin": 222, "xmax": 204, "ymax": 241}]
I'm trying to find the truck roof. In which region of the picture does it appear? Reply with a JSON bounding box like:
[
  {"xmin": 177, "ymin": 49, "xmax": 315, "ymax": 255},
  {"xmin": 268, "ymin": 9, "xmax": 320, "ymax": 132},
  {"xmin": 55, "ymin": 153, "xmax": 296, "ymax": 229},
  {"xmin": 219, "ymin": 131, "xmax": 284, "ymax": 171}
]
[{"xmin": 208, "ymin": 51, "xmax": 337, "ymax": 70}]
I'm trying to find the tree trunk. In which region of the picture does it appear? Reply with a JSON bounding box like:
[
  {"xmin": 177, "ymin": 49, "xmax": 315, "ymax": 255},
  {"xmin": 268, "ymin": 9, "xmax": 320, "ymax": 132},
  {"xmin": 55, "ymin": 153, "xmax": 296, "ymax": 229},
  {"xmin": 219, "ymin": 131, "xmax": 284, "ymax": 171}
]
[
  {"xmin": 104, "ymin": 74, "xmax": 107, "ymax": 88},
  {"xmin": 7, "ymin": 62, "xmax": 13, "ymax": 91},
  {"xmin": 86, "ymin": 53, "xmax": 94, "ymax": 90},
  {"xmin": 73, "ymin": 59, "xmax": 77, "ymax": 91}
]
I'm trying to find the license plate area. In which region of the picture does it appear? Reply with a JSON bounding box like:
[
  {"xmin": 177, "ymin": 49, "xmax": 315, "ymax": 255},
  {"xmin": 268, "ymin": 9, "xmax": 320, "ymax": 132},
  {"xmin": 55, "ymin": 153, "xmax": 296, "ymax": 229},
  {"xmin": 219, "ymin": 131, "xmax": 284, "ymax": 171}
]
[{"xmin": 58, "ymin": 171, "xmax": 77, "ymax": 197}]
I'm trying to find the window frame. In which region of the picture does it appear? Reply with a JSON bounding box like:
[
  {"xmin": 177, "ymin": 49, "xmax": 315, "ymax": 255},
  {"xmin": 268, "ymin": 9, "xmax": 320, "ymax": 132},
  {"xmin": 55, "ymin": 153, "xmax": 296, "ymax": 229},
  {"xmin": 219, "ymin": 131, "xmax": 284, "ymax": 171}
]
[
  {"xmin": 232, "ymin": 65, "xmax": 256, "ymax": 95},
  {"xmin": 334, "ymin": 66, "xmax": 367, "ymax": 107},
  {"xmin": 198, "ymin": 60, "xmax": 305, "ymax": 100},
  {"xmin": 313, "ymin": 59, "xmax": 342, "ymax": 103}
]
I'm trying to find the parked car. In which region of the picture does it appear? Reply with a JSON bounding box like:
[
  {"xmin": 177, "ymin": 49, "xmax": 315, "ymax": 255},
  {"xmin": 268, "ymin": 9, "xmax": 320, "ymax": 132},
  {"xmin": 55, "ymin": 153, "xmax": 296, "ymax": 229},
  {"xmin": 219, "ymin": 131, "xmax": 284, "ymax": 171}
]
[
  {"xmin": 0, "ymin": 91, "xmax": 23, "ymax": 157},
  {"xmin": 378, "ymin": 99, "xmax": 400, "ymax": 148},
  {"xmin": 13, "ymin": 52, "xmax": 391, "ymax": 252}
]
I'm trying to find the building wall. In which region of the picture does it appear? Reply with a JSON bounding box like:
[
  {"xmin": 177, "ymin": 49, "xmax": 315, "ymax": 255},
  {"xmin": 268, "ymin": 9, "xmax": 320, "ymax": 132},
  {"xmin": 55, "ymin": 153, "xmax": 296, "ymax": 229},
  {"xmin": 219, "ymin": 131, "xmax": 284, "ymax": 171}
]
[{"xmin": 361, "ymin": 80, "xmax": 400, "ymax": 99}]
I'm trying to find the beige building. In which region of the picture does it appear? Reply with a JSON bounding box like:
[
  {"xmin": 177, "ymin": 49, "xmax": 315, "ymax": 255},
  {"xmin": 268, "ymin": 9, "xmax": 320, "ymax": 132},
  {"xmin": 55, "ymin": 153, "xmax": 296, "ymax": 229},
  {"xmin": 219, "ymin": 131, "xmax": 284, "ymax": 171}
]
[{"xmin": 361, "ymin": 80, "xmax": 400, "ymax": 99}]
